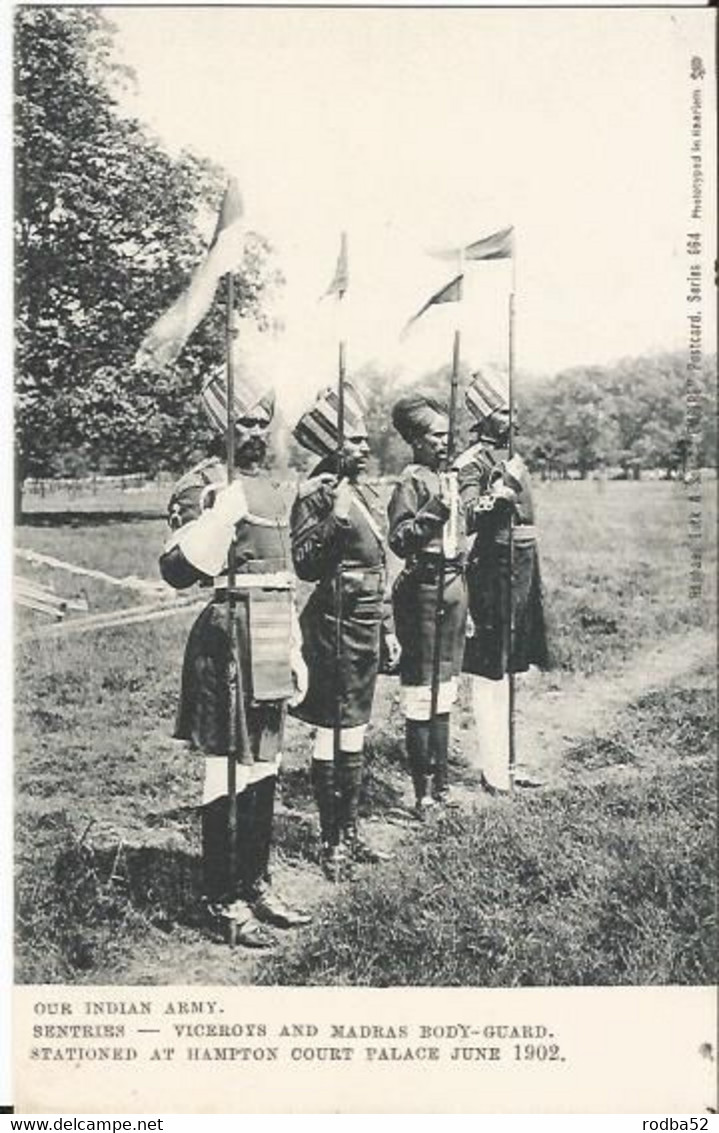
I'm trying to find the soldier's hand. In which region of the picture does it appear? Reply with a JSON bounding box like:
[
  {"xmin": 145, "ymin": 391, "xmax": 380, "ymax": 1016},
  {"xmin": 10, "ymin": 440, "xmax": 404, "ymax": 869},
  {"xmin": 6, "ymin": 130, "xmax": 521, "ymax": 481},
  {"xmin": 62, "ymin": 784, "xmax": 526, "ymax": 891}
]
[
  {"xmin": 288, "ymin": 652, "xmax": 309, "ymax": 707},
  {"xmin": 501, "ymin": 456, "xmax": 524, "ymax": 494},
  {"xmin": 333, "ymin": 477, "xmax": 354, "ymax": 520},
  {"xmin": 491, "ymin": 483, "xmax": 518, "ymax": 508},
  {"xmin": 297, "ymin": 472, "xmax": 337, "ymax": 501},
  {"xmin": 384, "ymin": 633, "xmax": 401, "ymax": 669}
]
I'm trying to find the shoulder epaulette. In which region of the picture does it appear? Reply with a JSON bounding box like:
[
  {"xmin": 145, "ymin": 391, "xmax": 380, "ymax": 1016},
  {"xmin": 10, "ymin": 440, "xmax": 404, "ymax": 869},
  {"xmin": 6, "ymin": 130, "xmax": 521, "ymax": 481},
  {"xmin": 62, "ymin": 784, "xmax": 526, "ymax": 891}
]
[
  {"xmin": 453, "ymin": 442, "xmax": 485, "ymax": 470},
  {"xmin": 454, "ymin": 443, "xmax": 496, "ymax": 475}
]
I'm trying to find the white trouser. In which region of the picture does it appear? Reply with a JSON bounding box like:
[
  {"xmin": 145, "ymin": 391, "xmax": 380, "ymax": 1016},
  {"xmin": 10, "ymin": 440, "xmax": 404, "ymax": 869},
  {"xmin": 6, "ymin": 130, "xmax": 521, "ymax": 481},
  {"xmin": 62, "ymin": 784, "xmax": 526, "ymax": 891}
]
[
  {"xmin": 312, "ymin": 725, "xmax": 367, "ymax": 761},
  {"xmin": 470, "ymin": 675, "xmax": 510, "ymax": 792},
  {"xmin": 401, "ymin": 678, "xmax": 457, "ymax": 721},
  {"xmin": 202, "ymin": 754, "xmax": 281, "ymax": 805}
]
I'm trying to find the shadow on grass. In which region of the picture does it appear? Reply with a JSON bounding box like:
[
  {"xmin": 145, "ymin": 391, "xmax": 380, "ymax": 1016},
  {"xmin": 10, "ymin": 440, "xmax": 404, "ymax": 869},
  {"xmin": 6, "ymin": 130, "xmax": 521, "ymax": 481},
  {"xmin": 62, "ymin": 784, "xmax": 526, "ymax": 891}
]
[{"xmin": 16, "ymin": 837, "xmax": 205, "ymax": 982}]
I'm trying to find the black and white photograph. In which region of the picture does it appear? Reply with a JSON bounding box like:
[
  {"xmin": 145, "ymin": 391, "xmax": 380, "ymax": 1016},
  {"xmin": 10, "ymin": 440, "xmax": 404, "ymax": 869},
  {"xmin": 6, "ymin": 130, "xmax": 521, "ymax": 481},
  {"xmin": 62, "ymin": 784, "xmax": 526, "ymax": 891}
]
[{"xmin": 8, "ymin": 2, "xmax": 717, "ymax": 1114}]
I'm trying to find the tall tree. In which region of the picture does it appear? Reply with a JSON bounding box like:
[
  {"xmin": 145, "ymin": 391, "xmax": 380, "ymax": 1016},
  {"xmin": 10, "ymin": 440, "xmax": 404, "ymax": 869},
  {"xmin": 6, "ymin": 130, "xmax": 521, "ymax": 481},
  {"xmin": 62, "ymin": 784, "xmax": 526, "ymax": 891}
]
[{"xmin": 15, "ymin": 7, "xmax": 280, "ymax": 502}]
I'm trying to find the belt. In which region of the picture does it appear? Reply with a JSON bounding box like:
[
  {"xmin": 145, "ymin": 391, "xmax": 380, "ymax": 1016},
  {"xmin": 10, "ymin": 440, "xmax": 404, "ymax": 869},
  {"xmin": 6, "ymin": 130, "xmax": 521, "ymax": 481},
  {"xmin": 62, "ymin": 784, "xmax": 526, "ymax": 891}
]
[
  {"xmin": 408, "ymin": 557, "xmax": 464, "ymax": 584},
  {"xmin": 495, "ymin": 524, "xmax": 537, "ymax": 545},
  {"xmin": 208, "ymin": 571, "xmax": 295, "ymax": 594},
  {"xmin": 325, "ymin": 566, "xmax": 385, "ymax": 594}
]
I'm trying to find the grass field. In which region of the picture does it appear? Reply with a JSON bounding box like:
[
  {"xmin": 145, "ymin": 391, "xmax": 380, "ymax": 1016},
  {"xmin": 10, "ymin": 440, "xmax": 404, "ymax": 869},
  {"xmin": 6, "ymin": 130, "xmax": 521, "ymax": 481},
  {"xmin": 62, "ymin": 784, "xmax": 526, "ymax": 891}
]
[{"xmin": 14, "ymin": 479, "xmax": 717, "ymax": 985}]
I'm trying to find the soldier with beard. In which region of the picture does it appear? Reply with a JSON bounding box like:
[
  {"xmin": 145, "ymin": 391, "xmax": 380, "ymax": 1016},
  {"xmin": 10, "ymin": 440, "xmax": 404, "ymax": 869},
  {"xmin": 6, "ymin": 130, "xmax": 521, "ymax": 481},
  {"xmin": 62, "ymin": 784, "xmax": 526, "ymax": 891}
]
[
  {"xmin": 290, "ymin": 384, "xmax": 399, "ymax": 879},
  {"xmin": 456, "ymin": 372, "xmax": 548, "ymax": 794},
  {"xmin": 159, "ymin": 367, "xmax": 310, "ymax": 946}
]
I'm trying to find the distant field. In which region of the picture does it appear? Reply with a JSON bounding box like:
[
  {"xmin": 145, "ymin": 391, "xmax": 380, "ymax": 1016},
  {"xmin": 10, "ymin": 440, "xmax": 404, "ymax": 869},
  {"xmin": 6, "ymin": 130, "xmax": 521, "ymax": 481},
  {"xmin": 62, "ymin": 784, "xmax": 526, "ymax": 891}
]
[{"xmin": 13, "ymin": 480, "xmax": 717, "ymax": 985}]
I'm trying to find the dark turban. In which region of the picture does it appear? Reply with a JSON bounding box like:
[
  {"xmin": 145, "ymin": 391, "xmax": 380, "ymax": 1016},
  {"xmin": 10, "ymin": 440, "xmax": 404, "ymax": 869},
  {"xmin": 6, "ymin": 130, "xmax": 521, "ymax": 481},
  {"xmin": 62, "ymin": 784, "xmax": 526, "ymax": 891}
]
[{"xmin": 391, "ymin": 393, "xmax": 444, "ymax": 444}]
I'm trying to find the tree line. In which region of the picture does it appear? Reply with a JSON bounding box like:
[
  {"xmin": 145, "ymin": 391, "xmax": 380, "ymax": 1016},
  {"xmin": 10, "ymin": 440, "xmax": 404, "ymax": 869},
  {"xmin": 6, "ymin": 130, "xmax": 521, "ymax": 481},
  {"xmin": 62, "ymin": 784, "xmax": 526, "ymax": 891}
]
[{"xmin": 334, "ymin": 352, "xmax": 716, "ymax": 482}]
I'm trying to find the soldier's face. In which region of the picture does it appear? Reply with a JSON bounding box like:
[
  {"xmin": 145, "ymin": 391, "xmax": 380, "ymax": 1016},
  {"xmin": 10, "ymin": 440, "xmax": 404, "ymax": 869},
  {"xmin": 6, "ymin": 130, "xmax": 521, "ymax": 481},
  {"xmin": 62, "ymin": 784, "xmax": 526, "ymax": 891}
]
[
  {"xmin": 414, "ymin": 413, "xmax": 448, "ymax": 469},
  {"xmin": 488, "ymin": 407, "xmax": 515, "ymax": 444},
  {"xmin": 235, "ymin": 412, "xmax": 271, "ymax": 465},
  {"xmin": 342, "ymin": 430, "xmax": 370, "ymax": 478}
]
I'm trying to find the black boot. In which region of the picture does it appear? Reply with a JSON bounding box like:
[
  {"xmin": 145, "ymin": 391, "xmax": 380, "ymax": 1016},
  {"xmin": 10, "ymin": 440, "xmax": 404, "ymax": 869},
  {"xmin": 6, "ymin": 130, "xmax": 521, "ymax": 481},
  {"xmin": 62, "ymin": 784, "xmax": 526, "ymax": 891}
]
[
  {"xmin": 311, "ymin": 759, "xmax": 345, "ymax": 881},
  {"xmin": 201, "ymin": 789, "xmax": 275, "ymax": 947},
  {"xmin": 201, "ymin": 790, "xmax": 255, "ymax": 905},
  {"xmin": 247, "ymin": 775, "xmax": 310, "ymax": 929},
  {"xmin": 201, "ymin": 795, "xmax": 232, "ymax": 905},
  {"xmin": 337, "ymin": 750, "xmax": 390, "ymax": 864},
  {"xmin": 405, "ymin": 720, "xmax": 436, "ymax": 820},
  {"xmin": 430, "ymin": 713, "xmax": 455, "ymax": 804}
]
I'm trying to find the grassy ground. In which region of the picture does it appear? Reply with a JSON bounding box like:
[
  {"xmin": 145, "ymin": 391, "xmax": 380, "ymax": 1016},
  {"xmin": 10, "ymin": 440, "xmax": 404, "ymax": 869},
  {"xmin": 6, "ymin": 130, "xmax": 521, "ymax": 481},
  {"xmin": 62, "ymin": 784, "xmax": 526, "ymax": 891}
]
[{"xmin": 14, "ymin": 480, "xmax": 717, "ymax": 985}]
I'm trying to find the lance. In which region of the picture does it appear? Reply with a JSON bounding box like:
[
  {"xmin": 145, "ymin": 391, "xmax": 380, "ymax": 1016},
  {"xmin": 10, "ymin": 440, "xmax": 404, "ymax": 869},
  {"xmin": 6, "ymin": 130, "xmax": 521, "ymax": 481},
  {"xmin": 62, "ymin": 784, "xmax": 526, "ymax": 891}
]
[
  {"xmin": 429, "ymin": 257, "xmax": 462, "ymax": 723},
  {"xmin": 507, "ymin": 250, "xmax": 517, "ymax": 783},
  {"xmin": 224, "ymin": 271, "xmax": 251, "ymax": 946},
  {"xmin": 332, "ymin": 234, "xmax": 348, "ymax": 788}
]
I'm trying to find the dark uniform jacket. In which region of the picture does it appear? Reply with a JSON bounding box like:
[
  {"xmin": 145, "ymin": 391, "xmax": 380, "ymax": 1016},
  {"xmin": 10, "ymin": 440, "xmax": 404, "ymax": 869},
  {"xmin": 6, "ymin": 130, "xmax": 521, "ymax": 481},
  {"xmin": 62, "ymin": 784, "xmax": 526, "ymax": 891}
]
[
  {"xmin": 456, "ymin": 442, "xmax": 548, "ymax": 680},
  {"xmin": 290, "ymin": 467, "xmax": 390, "ymax": 728},
  {"xmin": 387, "ymin": 464, "xmax": 467, "ymax": 687},
  {"xmin": 160, "ymin": 458, "xmax": 294, "ymax": 763}
]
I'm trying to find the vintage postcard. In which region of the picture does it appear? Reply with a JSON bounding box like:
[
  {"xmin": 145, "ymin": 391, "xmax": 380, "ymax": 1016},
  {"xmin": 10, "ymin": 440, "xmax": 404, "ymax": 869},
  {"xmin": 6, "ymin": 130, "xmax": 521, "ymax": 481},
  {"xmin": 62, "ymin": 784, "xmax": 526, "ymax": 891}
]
[{"xmin": 9, "ymin": 3, "xmax": 717, "ymax": 1114}]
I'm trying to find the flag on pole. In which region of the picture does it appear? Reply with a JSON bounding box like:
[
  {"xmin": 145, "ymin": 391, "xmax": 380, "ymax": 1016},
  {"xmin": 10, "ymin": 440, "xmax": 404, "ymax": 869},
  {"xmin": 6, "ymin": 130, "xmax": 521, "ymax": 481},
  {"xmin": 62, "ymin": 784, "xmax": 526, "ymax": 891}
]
[
  {"xmin": 429, "ymin": 225, "xmax": 515, "ymax": 263},
  {"xmin": 135, "ymin": 179, "xmax": 245, "ymax": 371},
  {"xmin": 322, "ymin": 231, "xmax": 349, "ymax": 299},
  {"xmin": 403, "ymin": 272, "xmax": 463, "ymax": 333}
]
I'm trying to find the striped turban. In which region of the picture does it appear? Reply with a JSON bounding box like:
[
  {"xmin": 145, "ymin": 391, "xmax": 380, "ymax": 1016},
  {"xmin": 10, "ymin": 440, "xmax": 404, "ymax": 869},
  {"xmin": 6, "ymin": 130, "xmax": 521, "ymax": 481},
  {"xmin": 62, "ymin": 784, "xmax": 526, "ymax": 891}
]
[
  {"xmin": 465, "ymin": 372, "xmax": 508, "ymax": 424},
  {"xmin": 391, "ymin": 393, "xmax": 445, "ymax": 444},
  {"xmin": 292, "ymin": 382, "xmax": 367, "ymax": 457},
  {"xmin": 201, "ymin": 365, "xmax": 276, "ymax": 434}
]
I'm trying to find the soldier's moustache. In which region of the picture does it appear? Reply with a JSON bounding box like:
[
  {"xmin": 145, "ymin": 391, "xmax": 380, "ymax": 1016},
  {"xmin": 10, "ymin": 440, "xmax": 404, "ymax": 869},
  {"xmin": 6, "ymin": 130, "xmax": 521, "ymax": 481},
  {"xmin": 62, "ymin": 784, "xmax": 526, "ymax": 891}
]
[{"xmin": 236, "ymin": 433, "xmax": 268, "ymax": 464}]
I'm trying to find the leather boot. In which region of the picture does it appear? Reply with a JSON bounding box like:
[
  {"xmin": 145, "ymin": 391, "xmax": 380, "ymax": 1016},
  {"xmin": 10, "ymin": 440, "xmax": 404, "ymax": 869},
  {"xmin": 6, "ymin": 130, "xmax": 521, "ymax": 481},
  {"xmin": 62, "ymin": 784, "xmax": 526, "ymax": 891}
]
[
  {"xmin": 430, "ymin": 713, "xmax": 455, "ymax": 804},
  {"xmin": 405, "ymin": 719, "xmax": 436, "ymax": 819},
  {"xmin": 201, "ymin": 789, "xmax": 276, "ymax": 947},
  {"xmin": 311, "ymin": 760, "xmax": 345, "ymax": 880},
  {"xmin": 337, "ymin": 751, "xmax": 390, "ymax": 864},
  {"xmin": 247, "ymin": 775, "xmax": 310, "ymax": 928},
  {"xmin": 201, "ymin": 790, "xmax": 254, "ymax": 905}
]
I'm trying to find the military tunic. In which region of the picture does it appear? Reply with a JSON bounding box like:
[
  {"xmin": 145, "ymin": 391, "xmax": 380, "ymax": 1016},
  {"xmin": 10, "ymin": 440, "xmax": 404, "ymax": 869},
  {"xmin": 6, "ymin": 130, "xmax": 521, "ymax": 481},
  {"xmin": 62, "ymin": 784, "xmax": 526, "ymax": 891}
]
[
  {"xmin": 387, "ymin": 464, "xmax": 468, "ymax": 716},
  {"xmin": 290, "ymin": 466, "xmax": 390, "ymax": 729},
  {"xmin": 160, "ymin": 458, "xmax": 295, "ymax": 765},
  {"xmin": 457, "ymin": 443, "xmax": 548, "ymax": 680}
]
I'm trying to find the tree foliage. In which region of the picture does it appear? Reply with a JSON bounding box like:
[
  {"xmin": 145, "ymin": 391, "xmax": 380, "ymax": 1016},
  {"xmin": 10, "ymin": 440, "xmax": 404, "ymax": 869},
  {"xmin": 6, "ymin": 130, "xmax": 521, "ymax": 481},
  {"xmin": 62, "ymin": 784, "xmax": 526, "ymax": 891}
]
[
  {"xmin": 15, "ymin": 7, "xmax": 280, "ymax": 486},
  {"xmin": 350, "ymin": 351, "xmax": 716, "ymax": 480}
]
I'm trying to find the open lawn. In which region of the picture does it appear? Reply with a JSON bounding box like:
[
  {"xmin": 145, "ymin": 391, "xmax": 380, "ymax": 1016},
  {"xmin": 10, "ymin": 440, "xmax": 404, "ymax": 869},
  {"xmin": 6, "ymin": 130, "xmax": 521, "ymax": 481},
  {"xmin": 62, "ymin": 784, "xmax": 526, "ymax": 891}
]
[{"xmin": 14, "ymin": 479, "xmax": 717, "ymax": 984}]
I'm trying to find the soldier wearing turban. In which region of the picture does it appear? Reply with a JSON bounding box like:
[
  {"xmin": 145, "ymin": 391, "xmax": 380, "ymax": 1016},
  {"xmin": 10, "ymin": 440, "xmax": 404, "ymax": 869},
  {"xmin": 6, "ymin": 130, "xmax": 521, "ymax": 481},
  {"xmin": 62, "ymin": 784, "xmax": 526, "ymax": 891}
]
[
  {"xmin": 290, "ymin": 383, "xmax": 398, "ymax": 879},
  {"xmin": 159, "ymin": 365, "xmax": 310, "ymax": 946},
  {"xmin": 456, "ymin": 372, "xmax": 548, "ymax": 793},
  {"xmin": 387, "ymin": 392, "xmax": 468, "ymax": 818}
]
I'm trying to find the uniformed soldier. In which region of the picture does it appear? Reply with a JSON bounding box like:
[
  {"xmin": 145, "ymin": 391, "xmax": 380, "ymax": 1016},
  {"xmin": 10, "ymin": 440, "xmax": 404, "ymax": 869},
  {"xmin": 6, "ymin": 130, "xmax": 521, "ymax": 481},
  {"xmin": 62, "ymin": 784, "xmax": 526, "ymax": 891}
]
[
  {"xmin": 290, "ymin": 383, "xmax": 399, "ymax": 879},
  {"xmin": 456, "ymin": 372, "xmax": 548, "ymax": 794},
  {"xmin": 159, "ymin": 366, "xmax": 310, "ymax": 946},
  {"xmin": 387, "ymin": 392, "xmax": 468, "ymax": 818}
]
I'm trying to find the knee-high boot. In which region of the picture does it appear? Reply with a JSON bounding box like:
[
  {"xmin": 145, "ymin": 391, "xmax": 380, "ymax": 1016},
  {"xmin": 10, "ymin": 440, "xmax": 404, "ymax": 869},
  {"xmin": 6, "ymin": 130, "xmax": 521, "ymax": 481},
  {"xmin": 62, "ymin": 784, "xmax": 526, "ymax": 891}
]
[
  {"xmin": 336, "ymin": 750, "xmax": 363, "ymax": 836},
  {"xmin": 430, "ymin": 713, "xmax": 450, "ymax": 801},
  {"xmin": 245, "ymin": 776, "xmax": 276, "ymax": 900},
  {"xmin": 201, "ymin": 789, "xmax": 254, "ymax": 905},
  {"xmin": 405, "ymin": 719, "xmax": 433, "ymax": 807},
  {"xmin": 337, "ymin": 750, "xmax": 390, "ymax": 863},
  {"xmin": 311, "ymin": 760, "xmax": 339, "ymax": 849},
  {"xmin": 242, "ymin": 775, "xmax": 311, "ymax": 930}
]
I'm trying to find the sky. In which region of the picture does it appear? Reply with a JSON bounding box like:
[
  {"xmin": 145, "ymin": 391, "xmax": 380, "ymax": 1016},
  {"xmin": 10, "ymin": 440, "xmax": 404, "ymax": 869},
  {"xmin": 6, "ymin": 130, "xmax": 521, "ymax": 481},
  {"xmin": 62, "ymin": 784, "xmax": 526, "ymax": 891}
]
[{"xmin": 107, "ymin": 7, "xmax": 716, "ymax": 415}]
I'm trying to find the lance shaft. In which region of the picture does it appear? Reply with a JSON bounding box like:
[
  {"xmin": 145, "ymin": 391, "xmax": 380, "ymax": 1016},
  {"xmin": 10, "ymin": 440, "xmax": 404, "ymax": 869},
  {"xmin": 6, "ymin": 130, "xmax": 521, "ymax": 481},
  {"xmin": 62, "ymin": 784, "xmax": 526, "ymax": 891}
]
[
  {"xmin": 429, "ymin": 326, "xmax": 460, "ymax": 721},
  {"xmin": 333, "ymin": 331, "xmax": 346, "ymax": 771},
  {"xmin": 224, "ymin": 272, "xmax": 250, "ymax": 945},
  {"xmin": 507, "ymin": 286, "xmax": 517, "ymax": 781}
]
